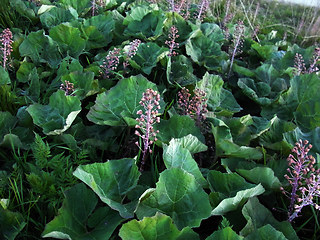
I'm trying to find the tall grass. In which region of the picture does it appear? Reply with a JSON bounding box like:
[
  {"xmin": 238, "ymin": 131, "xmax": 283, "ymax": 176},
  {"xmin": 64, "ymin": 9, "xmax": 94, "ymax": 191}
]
[{"xmin": 210, "ymin": 0, "xmax": 320, "ymax": 46}]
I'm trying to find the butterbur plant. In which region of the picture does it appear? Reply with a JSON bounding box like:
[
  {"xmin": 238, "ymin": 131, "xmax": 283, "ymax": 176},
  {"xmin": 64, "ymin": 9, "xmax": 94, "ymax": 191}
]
[
  {"xmin": 135, "ymin": 89, "xmax": 161, "ymax": 171},
  {"xmin": 178, "ymin": 87, "xmax": 208, "ymax": 129},
  {"xmin": 165, "ymin": 25, "xmax": 180, "ymax": 57},
  {"xmin": 0, "ymin": 28, "xmax": 13, "ymax": 69},
  {"xmin": 100, "ymin": 48, "xmax": 121, "ymax": 79},
  {"xmin": 281, "ymin": 140, "xmax": 320, "ymax": 222},
  {"xmin": 123, "ymin": 39, "xmax": 141, "ymax": 69}
]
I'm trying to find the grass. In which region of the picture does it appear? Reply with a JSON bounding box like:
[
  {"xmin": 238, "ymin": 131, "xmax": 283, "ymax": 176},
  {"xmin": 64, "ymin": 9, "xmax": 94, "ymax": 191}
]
[{"xmin": 210, "ymin": 0, "xmax": 320, "ymax": 46}]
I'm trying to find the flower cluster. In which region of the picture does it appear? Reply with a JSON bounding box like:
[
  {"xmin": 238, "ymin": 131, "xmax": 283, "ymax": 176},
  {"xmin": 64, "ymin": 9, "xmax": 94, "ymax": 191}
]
[
  {"xmin": 91, "ymin": 0, "xmax": 105, "ymax": 16},
  {"xmin": 228, "ymin": 20, "xmax": 244, "ymax": 77},
  {"xmin": 166, "ymin": 0, "xmax": 189, "ymax": 17},
  {"xmin": 165, "ymin": 26, "xmax": 180, "ymax": 57},
  {"xmin": 308, "ymin": 47, "xmax": 320, "ymax": 73},
  {"xmin": 294, "ymin": 53, "xmax": 307, "ymax": 75},
  {"xmin": 100, "ymin": 48, "xmax": 121, "ymax": 79},
  {"xmin": 280, "ymin": 140, "xmax": 320, "ymax": 222},
  {"xmin": 294, "ymin": 48, "xmax": 320, "ymax": 75},
  {"xmin": 135, "ymin": 89, "xmax": 161, "ymax": 171},
  {"xmin": 123, "ymin": 39, "xmax": 141, "ymax": 69},
  {"xmin": 195, "ymin": 0, "xmax": 209, "ymax": 22},
  {"xmin": 178, "ymin": 87, "xmax": 208, "ymax": 128},
  {"xmin": 222, "ymin": 0, "xmax": 232, "ymax": 27},
  {"xmin": 0, "ymin": 28, "xmax": 13, "ymax": 69},
  {"xmin": 60, "ymin": 80, "xmax": 75, "ymax": 96}
]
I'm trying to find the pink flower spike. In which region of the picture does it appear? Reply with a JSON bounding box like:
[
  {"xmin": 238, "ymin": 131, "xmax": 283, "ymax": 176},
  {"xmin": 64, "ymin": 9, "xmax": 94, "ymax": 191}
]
[
  {"xmin": 0, "ymin": 28, "xmax": 13, "ymax": 70},
  {"xmin": 135, "ymin": 89, "xmax": 161, "ymax": 171}
]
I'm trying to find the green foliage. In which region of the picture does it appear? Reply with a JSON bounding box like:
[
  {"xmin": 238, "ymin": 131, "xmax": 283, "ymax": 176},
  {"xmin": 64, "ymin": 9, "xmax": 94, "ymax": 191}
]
[
  {"xmin": 19, "ymin": 30, "xmax": 62, "ymax": 69},
  {"xmin": 42, "ymin": 183, "xmax": 124, "ymax": 239},
  {"xmin": 119, "ymin": 212, "xmax": 199, "ymax": 240},
  {"xmin": 155, "ymin": 115, "xmax": 205, "ymax": 144},
  {"xmin": 73, "ymin": 158, "xmax": 141, "ymax": 218},
  {"xmin": 240, "ymin": 198, "xmax": 299, "ymax": 240},
  {"xmin": 49, "ymin": 23, "xmax": 86, "ymax": 58},
  {"xmin": 31, "ymin": 133, "xmax": 51, "ymax": 169},
  {"xmin": 163, "ymin": 138, "xmax": 207, "ymax": 186},
  {"xmin": 87, "ymin": 75, "xmax": 164, "ymax": 127},
  {"xmin": 0, "ymin": 207, "xmax": 26, "ymax": 240},
  {"xmin": 1, "ymin": 0, "xmax": 320, "ymax": 239},
  {"xmin": 27, "ymin": 90, "xmax": 81, "ymax": 135},
  {"xmin": 206, "ymin": 227, "xmax": 243, "ymax": 240},
  {"xmin": 136, "ymin": 168, "xmax": 212, "ymax": 230}
]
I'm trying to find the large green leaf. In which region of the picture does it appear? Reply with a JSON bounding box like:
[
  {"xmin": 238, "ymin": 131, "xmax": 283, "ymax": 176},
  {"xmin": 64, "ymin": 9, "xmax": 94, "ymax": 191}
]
[
  {"xmin": 197, "ymin": 73, "xmax": 242, "ymax": 116},
  {"xmin": 124, "ymin": 10, "xmax": 166, "ymax": 40},
  {"xmin": 0, "ymin": 112, "xmax": 17, "ymax": 141},
  {"xmin": 240, "ymin": 198, "xmax": 299, "ymax": 240},
  {"xmin": 59, "ymin": 0, "xmax": 91, "ymax": 15},
  {"xmin": 186, "ymin": 32, "xmax": 223, "ymax": 71},
  {"xmin": 59, "ymin": 56, "xmax": 83, "ymax": 73},
  {"xmin": 261, "ymin": 73, "xmax": 320, "ymax": 131},
  {"xmin": 244, "ymin": 224, "xmax": 287, "ymax": 240},
  {"xmin": 251, "ymin": 43, "xmax": 279, "ymax": 60},
  {"xmin": 27, "ymin": 90, "xmax": 81, "ymax": 135},
  {"xmin": 40, "ymin": 7, "xmax": 78, "ymax": 29},
  {"xmin": 16, "ymin": 62, "xmax": 35, "ymax": 83},
  {"xmin": 218, "ymin": 115, "xmax": 266, "ymax": 146},
  {"xmin": 155, "ymin": 115, "xmax": 205, "ymax": 144},
  {"xmin": 0, "ymin": 207, "xmax": 26, "ymax": 240},
  {"xmin": 19, "ymin": 30, "xmax": 62, "ymax": 69},
  {"xmin": 283, "ymin": 127, "xmax": 320, "ymax": 157},
  {"xmin": 163, "ymin": 139, "xmax": 207, "ymax": 187},
  {"xmin": 258, "ymin": 116, "xmax": 295, "ymax": 153},
  {"xmin": 169, "ymin": 134, "xmax": 207, "ymax": 154},
  {"xmin": 236, "ymin": 167, "xmax": 281, "ymax": 191},
  {"xmin": 42, "ymin": 183, "xmax": 124, "ymax": 239},
  {"xmin": 164, "ymin": 12, "xmax": 193, "ymax": 42},
  {"xmin": 119, "ymin": 212, "xmax": 199, "ymax": 240},
  {"xmin": 82, "ymin": 14, "xmax": 115, "ymax": 50},
  {"xmin": 49, "ymin": 23, "xmax": 86, "ymax": 58},
  {"xmin": 123, "ymin": 5, "xmax": 151, "ymax": 24},
  {"xmin": 166, "ymin": 55, "xmax": 198, "ymax": 86},
  {"xmin": 210, "ymin": 117, "xmax": 262, "ymax": 159},
  {"xmin": 61, "ymin": 71, "xmax": 99, "ymax": 99},
  {"xmin": 136, "ymin": 168, "xmax": 211, "ymax": 230},
  {"xmin": 73, "ymin": 158, "xmax": 141, "ymax": 218},
  {"xmin": 207, "ymin": 170, "xmax": 257, "ymax": 197},
  {"xmin": 0, "ymin": 67, "xmax": 11, "ymax": 85},
  {"xmin": 200, "ymin": 23, "xmax": 225, "ymax": 44},
  {"xmin": 10, "ymin": 0, "xmax": 37, "ymax": 22},
  {"xmin": 238, "ymin": 64, "xmax": 288, "ymax": 106},
  {"xmin": 211, "ymin": 184, "xmax": 265, "ymax": 216},
  {"xmin": 130, "ymin": 42, "xmax": 167, "ymax": 75},
  {"xmin": 206, "ymin": 227, "xmax": 243, "ymax": 240},
  {"xmin": 24, "ymin": 67, "xmax": 40, "ymax": 102},
  {"xmin": 87, "ymin": 75, "xmax": 164, "ymax": 127},
  {"xmin": 208, "ymin": 170, "xmax": 265, "ymax": 215}
]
